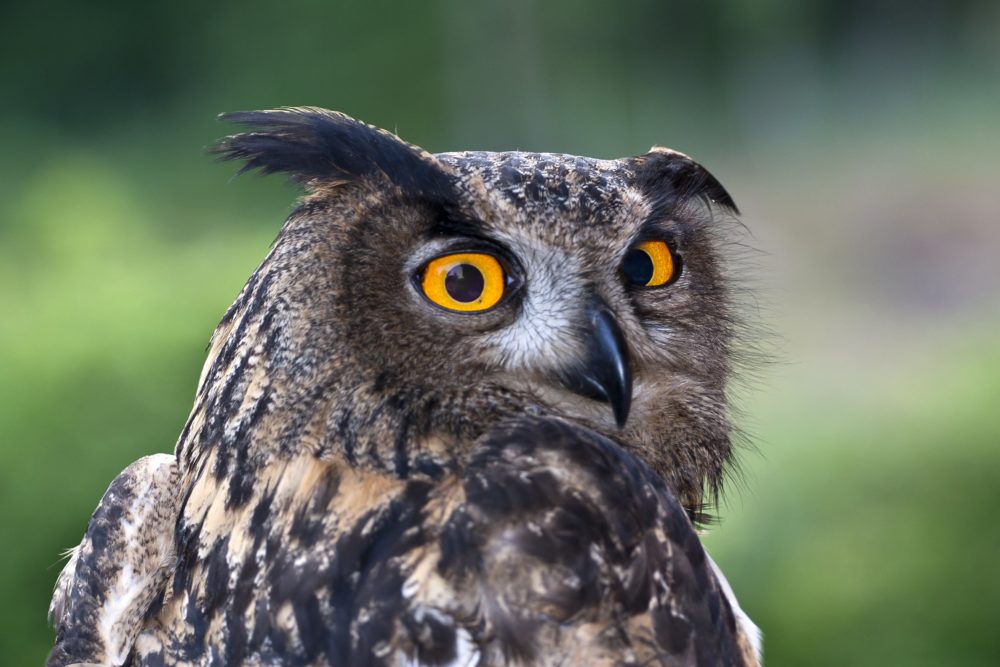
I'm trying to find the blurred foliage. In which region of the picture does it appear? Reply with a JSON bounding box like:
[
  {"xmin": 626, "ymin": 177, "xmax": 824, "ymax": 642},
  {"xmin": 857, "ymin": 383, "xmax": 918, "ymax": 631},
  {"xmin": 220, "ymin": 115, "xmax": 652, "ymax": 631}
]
[{"xmin": 1, "ymin": 0, "xmax": 998, "ymax": 664}]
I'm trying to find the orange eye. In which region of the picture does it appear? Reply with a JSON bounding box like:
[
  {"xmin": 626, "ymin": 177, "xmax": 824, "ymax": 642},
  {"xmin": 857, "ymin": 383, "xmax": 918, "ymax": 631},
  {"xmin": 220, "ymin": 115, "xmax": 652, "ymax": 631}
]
[
  {"xmin": 622, "ymin": 240, "xmax": 677, "ymax": 287},
  {"xmin": 420, "ymin": 252, "xmax": 506, "ymax": 312}
]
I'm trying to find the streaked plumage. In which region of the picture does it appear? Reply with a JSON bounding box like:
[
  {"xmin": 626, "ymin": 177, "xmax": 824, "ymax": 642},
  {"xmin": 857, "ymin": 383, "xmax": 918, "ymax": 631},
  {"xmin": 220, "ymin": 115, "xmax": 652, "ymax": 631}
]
[{"xmin": 49, "ymin": 108, "xmax": 760, "ymax": 666}]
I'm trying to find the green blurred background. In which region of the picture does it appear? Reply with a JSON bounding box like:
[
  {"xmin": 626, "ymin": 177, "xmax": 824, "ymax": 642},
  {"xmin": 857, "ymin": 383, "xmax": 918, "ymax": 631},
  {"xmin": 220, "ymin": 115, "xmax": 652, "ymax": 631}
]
[{"xmin": 2, "ymin": 0, "xmax": 998, "ymax": 663}]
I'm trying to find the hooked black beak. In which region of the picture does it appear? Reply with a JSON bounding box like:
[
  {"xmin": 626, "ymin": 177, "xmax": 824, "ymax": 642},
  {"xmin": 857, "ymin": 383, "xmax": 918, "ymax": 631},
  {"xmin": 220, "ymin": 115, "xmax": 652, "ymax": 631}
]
[{"xmin": 559, "ymin": 301, "xmax": 633, "ymax": 428}]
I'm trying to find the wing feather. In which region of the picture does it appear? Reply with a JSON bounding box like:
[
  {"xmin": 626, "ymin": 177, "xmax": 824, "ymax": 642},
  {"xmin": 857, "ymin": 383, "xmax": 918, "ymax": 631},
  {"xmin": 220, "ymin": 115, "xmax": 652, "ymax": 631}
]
[
  {"xmin": 48, "ymin": 454, "xmax": 179, "ymax": 667},
  {"xmin": 399, "ymin": 416, "xmax": 760, "ymax": 666}
]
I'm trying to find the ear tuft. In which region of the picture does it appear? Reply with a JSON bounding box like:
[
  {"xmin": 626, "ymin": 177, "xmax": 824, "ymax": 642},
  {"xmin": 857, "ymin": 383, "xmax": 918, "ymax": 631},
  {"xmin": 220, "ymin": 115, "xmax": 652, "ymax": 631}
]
[
  {"xmin": 632, "ymin": 147, "xmax": 738, "ymax": 215},
  {"xmin": 211, "ymin": 107, "xmax": 452, "ymax": 196}
]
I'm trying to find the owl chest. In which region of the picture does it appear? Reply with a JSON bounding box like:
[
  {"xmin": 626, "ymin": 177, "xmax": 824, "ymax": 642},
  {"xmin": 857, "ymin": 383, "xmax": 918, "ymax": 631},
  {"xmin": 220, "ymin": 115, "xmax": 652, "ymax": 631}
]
[{"xmin": 133, "ymin": 454, "xmax": 437, "ymax": 665}]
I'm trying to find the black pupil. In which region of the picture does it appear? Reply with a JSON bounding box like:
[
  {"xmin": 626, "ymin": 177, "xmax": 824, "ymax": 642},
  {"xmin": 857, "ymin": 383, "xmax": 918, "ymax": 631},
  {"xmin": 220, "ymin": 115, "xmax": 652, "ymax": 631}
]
[
  {"xmin": 444, "ymin": 264, "xmax": 485, "ymax": 302},
  {"xmin": 622, "ymin": 249, "xmax": 654, "ymax": 285}
]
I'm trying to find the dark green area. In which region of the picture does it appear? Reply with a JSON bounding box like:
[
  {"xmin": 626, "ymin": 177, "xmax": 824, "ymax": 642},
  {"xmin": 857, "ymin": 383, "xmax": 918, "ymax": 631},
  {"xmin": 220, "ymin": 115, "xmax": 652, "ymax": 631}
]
[{"xmin": 2, "ymin": 1, "xmax": 998, "ymax": 663}]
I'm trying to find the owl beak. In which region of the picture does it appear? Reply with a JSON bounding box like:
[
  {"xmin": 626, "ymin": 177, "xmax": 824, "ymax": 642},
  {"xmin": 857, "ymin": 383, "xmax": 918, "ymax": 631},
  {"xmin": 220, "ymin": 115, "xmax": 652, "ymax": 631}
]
[{"xmin": 559, "ymin": 301, "xmax": 633, "ymax": 428}]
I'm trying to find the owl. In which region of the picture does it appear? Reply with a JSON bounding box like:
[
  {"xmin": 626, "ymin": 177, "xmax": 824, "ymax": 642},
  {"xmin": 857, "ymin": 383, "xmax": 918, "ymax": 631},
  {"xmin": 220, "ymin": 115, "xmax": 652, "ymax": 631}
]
[{"xmin": 48, "ymin": 108, "xmax": 761, "ymax": 666}]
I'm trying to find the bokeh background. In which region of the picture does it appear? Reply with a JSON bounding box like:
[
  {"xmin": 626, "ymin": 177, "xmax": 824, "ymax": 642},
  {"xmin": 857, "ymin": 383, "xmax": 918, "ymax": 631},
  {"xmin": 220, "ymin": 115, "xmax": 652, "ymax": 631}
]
[{"xmin": 2, "ymin": 0, "xmax": 998, "ymax": 663}]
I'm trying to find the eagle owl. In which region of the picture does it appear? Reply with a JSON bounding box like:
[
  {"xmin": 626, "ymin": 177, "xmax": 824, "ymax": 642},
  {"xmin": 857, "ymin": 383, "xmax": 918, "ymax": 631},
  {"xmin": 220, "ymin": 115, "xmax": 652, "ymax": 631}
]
[{"xmin": 48, "ymin": 108, "xmax": 761, "ymax": 666}]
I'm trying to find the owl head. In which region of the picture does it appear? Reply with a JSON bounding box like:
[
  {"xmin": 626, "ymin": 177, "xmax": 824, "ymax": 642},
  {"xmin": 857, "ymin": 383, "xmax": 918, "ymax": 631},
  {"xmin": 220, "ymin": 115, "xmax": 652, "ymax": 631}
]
[{"xmin": 194, "ymin": 107, "xmax": 743, "ymax": 515}]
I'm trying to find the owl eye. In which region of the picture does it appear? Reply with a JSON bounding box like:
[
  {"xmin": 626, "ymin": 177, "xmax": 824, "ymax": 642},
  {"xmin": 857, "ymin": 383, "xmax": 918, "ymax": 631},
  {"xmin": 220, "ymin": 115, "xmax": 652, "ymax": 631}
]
[
  {"xmin": 622, "ymin": 240, "xmax": 679, "ymax": 288},
  {"xmin": 420, "ymin": 252, "xmax": 506, "ymax": 312}
]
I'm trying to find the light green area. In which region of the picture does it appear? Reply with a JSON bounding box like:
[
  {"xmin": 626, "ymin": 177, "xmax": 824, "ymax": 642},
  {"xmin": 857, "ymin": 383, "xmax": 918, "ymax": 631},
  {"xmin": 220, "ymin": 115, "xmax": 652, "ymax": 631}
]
[{"xmin": 706, "ymin": 327, "xmax": 1000, "ymax": 666}]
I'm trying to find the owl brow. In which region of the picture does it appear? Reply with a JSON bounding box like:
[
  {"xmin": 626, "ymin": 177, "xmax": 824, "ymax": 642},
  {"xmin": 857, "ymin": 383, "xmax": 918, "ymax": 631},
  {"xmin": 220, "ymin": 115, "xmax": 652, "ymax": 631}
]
[
  {"xmin": 637, "ymin": 194, "xmax": 721, "ymax": 245},
  {"xmin": 427, "ymin": 214, "xmax": 491, "ymax": 240},
  {"xmin": 634, "ymin": 215, "xmax": 683, "ymax": 243}
]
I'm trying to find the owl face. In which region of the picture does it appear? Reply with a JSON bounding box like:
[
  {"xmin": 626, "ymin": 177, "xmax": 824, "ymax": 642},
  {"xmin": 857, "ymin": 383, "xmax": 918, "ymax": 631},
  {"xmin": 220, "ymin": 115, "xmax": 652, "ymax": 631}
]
[{"xmin": 212, "ymin": 108, "xmax": 739, "ymax": 508}]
